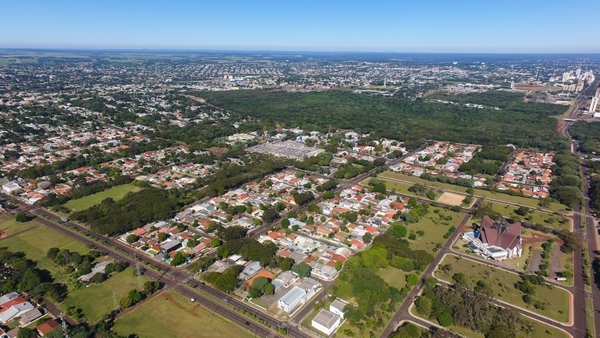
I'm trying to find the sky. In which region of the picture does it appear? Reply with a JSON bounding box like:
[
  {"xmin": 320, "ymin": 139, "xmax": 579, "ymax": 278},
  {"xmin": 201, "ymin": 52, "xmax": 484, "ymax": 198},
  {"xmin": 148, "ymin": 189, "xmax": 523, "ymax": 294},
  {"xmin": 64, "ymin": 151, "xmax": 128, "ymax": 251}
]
[{"xmin": 1, "ymin": 0, "xmax": 599, "ymax": 53}]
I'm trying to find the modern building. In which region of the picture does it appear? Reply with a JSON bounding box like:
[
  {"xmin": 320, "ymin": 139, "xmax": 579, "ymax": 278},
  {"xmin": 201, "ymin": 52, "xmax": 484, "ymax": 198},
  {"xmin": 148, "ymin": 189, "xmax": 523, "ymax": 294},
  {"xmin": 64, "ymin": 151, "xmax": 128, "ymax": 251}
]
[
  {"xmin": 311, "ymin": 309, "xmax": 341, "ymax": 335},
  {"xmin": 277, "ymin": 286, "xmax": 306, "ymax": 313},
  {"xmin": 329, "ymin": 298, "xmax": 348, "ymax": 318},
  {"xmin": 590, "ymin": 96, "xmax": 598, "ymax": 113},
  {"xmin": 1, "ymin": 182, "xmax": 21, "ymax": 194},
  {"xmin": 462, "ymin": 215, "xmax": 522, "ymax": 260}
]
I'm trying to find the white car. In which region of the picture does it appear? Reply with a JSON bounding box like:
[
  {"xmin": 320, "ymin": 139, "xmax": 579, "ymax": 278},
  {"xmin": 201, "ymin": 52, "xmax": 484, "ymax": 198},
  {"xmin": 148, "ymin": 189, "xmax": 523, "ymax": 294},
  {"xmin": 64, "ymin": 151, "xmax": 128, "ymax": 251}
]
[{"xmin": 190, "ymin": 298, "xmax": 196, "ymax": 302}]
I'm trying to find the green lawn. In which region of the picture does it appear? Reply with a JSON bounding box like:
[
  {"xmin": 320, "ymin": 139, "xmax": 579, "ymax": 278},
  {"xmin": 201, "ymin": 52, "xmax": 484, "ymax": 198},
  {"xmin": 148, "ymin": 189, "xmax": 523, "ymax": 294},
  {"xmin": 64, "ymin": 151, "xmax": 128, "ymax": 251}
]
[
  {"xmin": 59, "ymin": 267, "xmax": 150, "ymax": 323},
  {"xmin": 63, "ymin": 184, "xmax": 143, "ymax": 212},
  {"xmin": 407, "ymin": 209, "xmax": 464, "ymax": 252},
  {"xmin": 0, "ymin": 224, "xmax": 91, "ymax": 283},
  {"xmin": 114, "ymin": 290, "xmax": 254, "ymax": 338},
  {"xmin": 377, "ymin": 266, "xmax": 409, "ymax": 290},
  {"xmin": 0, "ymin": 225, "xmax": 90, "ymax": 262},
  {"xmin": 380, "ymin": 171, "xmax": 566, "ymax": 213},
  {"xmin": 435, "ymin": 254, "xmax": 570, "ymax": 323},
  {"xmin": 0, "ymin": 217, "xmax": 38, "ymax": 236},
  {"xmin": 488, "ymin": 202, "xmax": 570, "ymax": 231}
]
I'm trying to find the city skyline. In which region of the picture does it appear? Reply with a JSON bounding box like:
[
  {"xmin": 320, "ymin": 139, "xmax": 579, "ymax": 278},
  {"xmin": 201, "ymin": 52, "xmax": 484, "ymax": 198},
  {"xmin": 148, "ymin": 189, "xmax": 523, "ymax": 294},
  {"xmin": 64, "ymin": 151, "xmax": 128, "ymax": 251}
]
[{"xmin": 1, "ymin": 0, "xmax": 600, "ymax": 53}]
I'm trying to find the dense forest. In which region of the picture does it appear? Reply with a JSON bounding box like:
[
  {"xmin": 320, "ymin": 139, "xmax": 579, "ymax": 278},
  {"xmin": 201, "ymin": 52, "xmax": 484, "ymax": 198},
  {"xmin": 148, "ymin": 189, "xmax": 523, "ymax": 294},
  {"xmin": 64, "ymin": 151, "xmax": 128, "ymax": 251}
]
[
  {"xmin": 70, "ymin": 189, "xmax": 181, "ymax": 235},
  {"xmin": 570, "ymin": 121, "xmax": 600, "ymax": 155},
  {"xmin": 426, "ymin": 91, "xmax": 527, "ymax": 109},
  {"xmin": 198, "ymin": 90, "xmax": 569, "ymax": 151}
]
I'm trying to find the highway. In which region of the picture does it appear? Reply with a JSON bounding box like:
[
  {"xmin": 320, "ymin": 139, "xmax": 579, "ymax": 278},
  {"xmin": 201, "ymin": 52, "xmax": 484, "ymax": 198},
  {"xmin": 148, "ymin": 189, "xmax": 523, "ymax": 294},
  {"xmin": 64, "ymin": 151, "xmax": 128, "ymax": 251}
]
[{"xmin": 4, "ymin": 201, "xmax": 291, "ymax": 338}]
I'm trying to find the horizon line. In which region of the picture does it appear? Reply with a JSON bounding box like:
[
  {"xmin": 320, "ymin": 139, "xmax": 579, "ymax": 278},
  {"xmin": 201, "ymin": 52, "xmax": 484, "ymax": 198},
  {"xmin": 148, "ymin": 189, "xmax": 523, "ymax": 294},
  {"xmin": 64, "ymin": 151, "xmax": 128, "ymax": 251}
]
[{"xmin": 1, "ymin": 47, "xmax": 600, "ymax": 55}]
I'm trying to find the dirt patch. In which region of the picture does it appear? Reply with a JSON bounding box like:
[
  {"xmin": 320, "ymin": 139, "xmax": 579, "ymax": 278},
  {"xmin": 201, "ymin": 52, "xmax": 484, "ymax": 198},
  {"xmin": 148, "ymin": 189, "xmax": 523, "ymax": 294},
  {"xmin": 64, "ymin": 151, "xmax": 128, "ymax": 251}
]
[
  {"xmin": 163, "ymin": 291, "xmax": 201, "ymax": 317},
  {"xmin": 437, "ymin": 192, "xmax": 465, "ymax": 206},
  {"xmin": 521, "ymin": 231, "xmax": 552, "ymax": 246}
]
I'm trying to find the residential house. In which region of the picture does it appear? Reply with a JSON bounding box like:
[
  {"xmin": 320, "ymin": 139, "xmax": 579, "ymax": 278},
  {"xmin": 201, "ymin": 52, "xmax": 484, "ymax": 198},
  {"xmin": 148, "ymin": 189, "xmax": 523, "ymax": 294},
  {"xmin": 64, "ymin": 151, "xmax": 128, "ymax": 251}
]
[{"xmin": 312, "ymin": 309, "xmax": 341, "ymax": 335}]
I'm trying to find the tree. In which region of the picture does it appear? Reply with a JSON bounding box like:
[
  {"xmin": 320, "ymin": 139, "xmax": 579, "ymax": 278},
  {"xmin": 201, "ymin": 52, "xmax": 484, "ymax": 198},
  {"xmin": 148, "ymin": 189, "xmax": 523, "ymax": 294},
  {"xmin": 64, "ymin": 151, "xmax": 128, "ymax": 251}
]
[
  {"xmin": 452, "ymin": 273, "xmax": 468, "ymax": 288},
  {"xmin": 438, "ymin": 312, "xmax": 454, "ymax": 327},
  {"xmin": 486, "ymin": 325, "xmax": 516, "ymax": 338},
  {"xmin": 408, "ymin": 197, "xmax": 417, "ymax": 207},
  {"xmin": 17, "ymin": 328, "xmax": 33, "ymax": 338},
  {"xmin": 144, "ymin": 280, "xmax": 160, "ymax": 294},
  {"xmin": 389, "ymin": 223, "xmax": 407, "ymax": 238},
  {"xmin": 264, "ymin": 283, "xmax": 275, "ymax": 295},
  {"xmin": 210, "ymin": 238, "xmax": 222, "ymax": 247},
  {"xmin": 47, "ymin": 247, "xmax": 60, "ymax": 260},
  {"xmin": 292, "ymin": 262, "xmax": 312, "ymax": 278},
  {"xmin": 335, "ymin": 261, "xmax": 343, "ymax": 271},
  {"xmin": 119, "ymin": 296, "xmax": 133, "ymax": 309},
  {"xmin": 279, "ymin": 257, "xmax": 294, "ymax": 271},
  {"xmin": 90, "ymin": 273, "xmax": 106, "ymax": 284},
  {"xmin": 126, "ymin": 234, "xmax": 138, "ymax": 244},
  {"xmin": 171, "ymin": 251, "xmax": 187, "ymax": 266},
  {"xmin": 405, "ymin": 274, "xmax": 419, "ymax": 286},
  {"xmin": 415, "ymin": 296, "xmax": 432, "ymax": 317},
  {"xmin": 363, "ymin": 233, "xmax": 373, "ymax": 244},
  {"xmin": 262, "ymin": 208, "xmax": 279, "ymax": 223},
  {"xmin": 221, "ymin": 225, "xmax": 247, "ymax": 241},
  {"xmin": 157, "ymin": 232, "xmax": 168, "ymax": 242},
  {"xmin": 15, "ymin": 212, "xmax": 29, "ymax": 222},
  {"xmin": 128, "ymin": 289, "xmax": 143, "ymax": 303},
  {"xmin": 281, "ymin": 218, "xmax": 290, "ymax": 228}
]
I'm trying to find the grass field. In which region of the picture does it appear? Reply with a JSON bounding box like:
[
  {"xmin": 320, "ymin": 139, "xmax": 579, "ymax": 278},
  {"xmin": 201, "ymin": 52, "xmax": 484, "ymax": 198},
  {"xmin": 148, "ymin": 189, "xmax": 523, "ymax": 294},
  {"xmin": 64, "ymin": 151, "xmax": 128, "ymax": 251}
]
[
  {"xmin": 59, "ymin": 267, "xmax": 150, "ymax": 323},
  {"xmin": 0, "ymin": 225, "xmax": 90, "ymax": 262},
  {"xmin": 114, "ymin": 290, "xmax": 253, "ymax": 338},
  {"xmin": 0, "ymin": 217, "xmax": 38, "ymax": 236},
  {"xmin": 377, "ymin": 266, "xmax": 409, "ymax": 290},
  {"xmin": 379, "ymin": 171, "xmax": 566, "ymax": 213},
  {"xmin": 488, "ymin": 202, "xmax": 570, "ymax": 231},
  {"xmin": 407, "ymin": 209, "xmax": 465, "ymax": 252},
  {"xmin": 435, "ymin": 254, "xmax": 570, "ymax": 323},
  {"xmin": 63, "ymin": 184, "xmax": 143, "ymax": 212},
  {"xmin": 0, "ymin": 224, "xmax": 91, "ymax": 283}
]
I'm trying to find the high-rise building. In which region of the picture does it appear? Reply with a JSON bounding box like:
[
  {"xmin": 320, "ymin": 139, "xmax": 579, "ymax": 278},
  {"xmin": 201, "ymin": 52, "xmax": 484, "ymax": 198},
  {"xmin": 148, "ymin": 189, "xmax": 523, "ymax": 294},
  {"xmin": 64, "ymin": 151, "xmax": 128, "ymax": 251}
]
[
  {"xmin": 590, "ymin": 97, "xmax": 599, "ymax": 112},
  {"xmin": 590, "ymin": 88, "xmax": 600, "ymax": 112}
]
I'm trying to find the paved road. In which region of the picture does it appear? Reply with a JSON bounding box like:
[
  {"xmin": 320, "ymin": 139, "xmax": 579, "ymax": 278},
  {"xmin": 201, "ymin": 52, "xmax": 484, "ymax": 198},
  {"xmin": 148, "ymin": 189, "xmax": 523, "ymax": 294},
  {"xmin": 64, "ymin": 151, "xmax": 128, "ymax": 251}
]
[
  {"xmin": 10, "ymin": 203, "xmax": 290, "ymax": 338},
  {"xmin": 380, "ymin": 212, "xmax": 472, "ymax": 337},
  {"xmin": 580, "ymin": 156, "xmax": 600, "ymax": 336}
]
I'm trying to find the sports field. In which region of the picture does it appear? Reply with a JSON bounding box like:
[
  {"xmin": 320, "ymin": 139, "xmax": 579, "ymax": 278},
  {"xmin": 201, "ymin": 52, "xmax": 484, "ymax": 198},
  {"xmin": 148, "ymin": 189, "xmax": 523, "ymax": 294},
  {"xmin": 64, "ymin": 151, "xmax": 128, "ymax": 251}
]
[
  {"xmin": 380, "ymin": 171, "xmax": 566, "ymax": 213},
  {"xmin": 63, "ymin": 184, "xmax": 143, "ymax": 212},
  {"xmin": 437, "ymin": 192, "xmax": 465, "ymax": 206},
  {"xmin": 114, "ymin": 290, "xmax": 253, "ymax": 338}
]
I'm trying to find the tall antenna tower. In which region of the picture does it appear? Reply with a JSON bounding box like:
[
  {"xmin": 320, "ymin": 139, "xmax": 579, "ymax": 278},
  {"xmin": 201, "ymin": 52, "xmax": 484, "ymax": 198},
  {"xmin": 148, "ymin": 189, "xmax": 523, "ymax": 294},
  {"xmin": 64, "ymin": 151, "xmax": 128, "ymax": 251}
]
[{"xmin": 60, "ymin": 312, "xmax": 69, "ymax": 338}]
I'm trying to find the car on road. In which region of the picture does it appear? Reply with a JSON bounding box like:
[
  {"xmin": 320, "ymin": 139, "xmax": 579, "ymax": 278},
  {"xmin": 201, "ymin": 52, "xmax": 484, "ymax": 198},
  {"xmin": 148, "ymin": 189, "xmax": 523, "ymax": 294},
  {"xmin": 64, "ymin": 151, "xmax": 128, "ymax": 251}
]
[
  {"xmin": 245, "ymin": 321, "xmax": 250, "ymax": 326},
  {"xmin": 190, "ymin": 298, "xmax": 195, "ymax": 302}
]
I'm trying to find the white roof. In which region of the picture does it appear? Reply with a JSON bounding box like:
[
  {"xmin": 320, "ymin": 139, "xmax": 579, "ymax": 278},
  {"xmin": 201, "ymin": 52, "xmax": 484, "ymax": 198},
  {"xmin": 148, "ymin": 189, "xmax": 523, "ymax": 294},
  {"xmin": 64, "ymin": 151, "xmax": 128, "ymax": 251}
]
[
  {"xmin": 0, "ymin": 293, "xmax": 19, "ymax": 307},
  {"xmin": 278, "ymin": 286, "xmax": 306, "ymax": 306}
]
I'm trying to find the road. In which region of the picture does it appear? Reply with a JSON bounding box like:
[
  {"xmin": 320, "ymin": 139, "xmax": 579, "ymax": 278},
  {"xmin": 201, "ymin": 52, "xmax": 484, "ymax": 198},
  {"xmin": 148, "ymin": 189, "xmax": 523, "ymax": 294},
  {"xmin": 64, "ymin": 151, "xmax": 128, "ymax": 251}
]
[
  {"xmin": 579, "ymin": 152, "xmax": 600, "ymax": 336},
  {"xmin": 5, "ymin": 202, "xmax": 291, "ymax": 338},
  {"xmin": 380, "ymin": 213, "xmax": 471, "ymax": 337}
]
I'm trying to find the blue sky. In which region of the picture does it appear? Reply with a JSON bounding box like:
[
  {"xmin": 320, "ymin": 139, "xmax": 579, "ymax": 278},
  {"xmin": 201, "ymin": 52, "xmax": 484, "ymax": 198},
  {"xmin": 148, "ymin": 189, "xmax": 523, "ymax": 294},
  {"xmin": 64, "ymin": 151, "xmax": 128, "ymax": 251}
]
[{"xmin": 1, "ymin": 0, "xmax": 598, "ymax": 52}]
